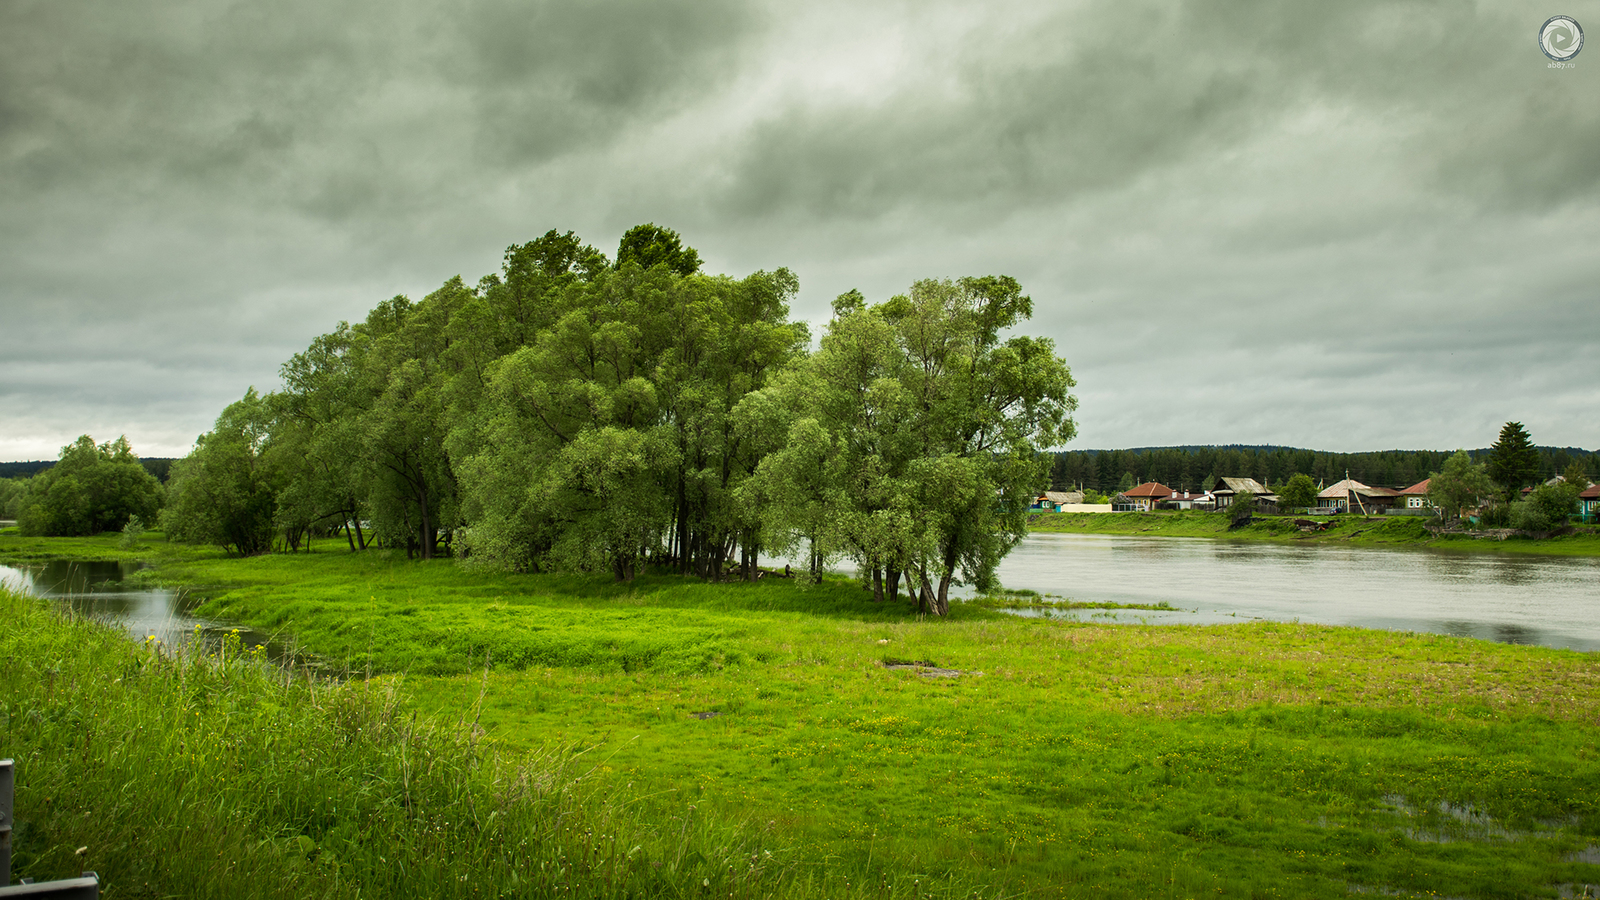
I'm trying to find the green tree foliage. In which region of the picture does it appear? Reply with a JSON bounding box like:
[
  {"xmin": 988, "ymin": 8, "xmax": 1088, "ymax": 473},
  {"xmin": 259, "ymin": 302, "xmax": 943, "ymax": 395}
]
[
  {"xmin": 1562, "ymin": 461, "xmax": 1592, "ymax": 491},
  {"xmin": 0, "ymin": 477, "xmax": 29, "ymax": 519},
  {"xmin": 1277, "ymin": 473, "xmax": 1318, "ymax": 511},
  {"xmin": 749, "ymin": 276, "xmax": 1076, "ymax": 615},
  {"xmin": 1230, "ymin": 491, "xmax": 1256, "ymax": 525},
  {"xmin": 1487, "ymin": 421, "xmax": 1539, "ymax": 495},
  {"xmin": 457, "ymin": 261, "xmax": 805, "ymax": 580},
  {"xmin": 1426, "ymin": 450, "xmax": 1495, "ymax": 522},
  {"xmin": 1511, "ymin": 480, "xmax": 1581, "ymax": 532},
  {"xmin": 615, "ymin": 223, "xmax": 701, "ymax": 276},
  {"xmin": 163, "ymin": 390, "xmax": 280, "ymax": 556},
  {"xmin": 16, "ymin": 435, "xmax": 162, "ymax": 536},
  {"xmin": 167, "ymin": 227, "xmax": 1074, "ymax": 594}
]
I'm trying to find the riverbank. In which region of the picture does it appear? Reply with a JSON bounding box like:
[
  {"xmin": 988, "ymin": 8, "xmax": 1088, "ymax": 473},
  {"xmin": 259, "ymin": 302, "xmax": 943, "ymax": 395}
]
[
  {"xmin": 0, "ymin": 586, "xmax": 814, "ymax": 900},
  {"xmin": 7, "ymin": 536, "xmax": 1599, "ymax": 897},
  {"xmin": 1028, "ymin": 510, "xmax": 1600, "ymax": 556}
]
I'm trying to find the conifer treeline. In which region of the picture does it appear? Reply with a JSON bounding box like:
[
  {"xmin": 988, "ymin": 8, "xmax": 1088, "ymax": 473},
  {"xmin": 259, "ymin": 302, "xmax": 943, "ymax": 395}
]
[{"xmin": 1051, "ymin": 445, "xmax": 1600, "ymax": 494}]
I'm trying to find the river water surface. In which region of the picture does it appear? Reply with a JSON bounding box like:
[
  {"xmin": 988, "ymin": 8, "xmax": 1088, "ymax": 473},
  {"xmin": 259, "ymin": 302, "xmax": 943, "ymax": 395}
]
[{"xmin": 980, "ymin": 534, "xmax": 1600, "ymax": 652}]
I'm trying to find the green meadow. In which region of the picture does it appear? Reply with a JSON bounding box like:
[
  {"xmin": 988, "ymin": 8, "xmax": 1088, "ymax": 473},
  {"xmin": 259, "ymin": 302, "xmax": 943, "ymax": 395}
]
[
  {"xmin": 4, "ymin": 533, "xmax": 1600, "ymax": 898},
  {"xmin": 1028, "ymin": 511, "xmax": 1600, "ymax": 556}
]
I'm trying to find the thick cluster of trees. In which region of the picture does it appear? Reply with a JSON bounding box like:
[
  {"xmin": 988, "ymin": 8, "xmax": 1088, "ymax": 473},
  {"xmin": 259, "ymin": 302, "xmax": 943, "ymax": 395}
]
[
  {"xmin": 163, "ymin": 226, "xmax": 1078, "ymax": 612},
  {"xmin": 1421, "ymin": 424, "xmax": 1589, "ymax": 527},
  {"xmin": 6, "ymin": 436, "xmax": 163, "ymax": 536}
]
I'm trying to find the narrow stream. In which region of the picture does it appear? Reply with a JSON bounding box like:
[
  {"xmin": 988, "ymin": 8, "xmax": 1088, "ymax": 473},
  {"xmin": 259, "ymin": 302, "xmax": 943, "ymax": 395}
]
[{"xmin": 1, "ymin": 559, "xmax": 303, "ymax": 665}]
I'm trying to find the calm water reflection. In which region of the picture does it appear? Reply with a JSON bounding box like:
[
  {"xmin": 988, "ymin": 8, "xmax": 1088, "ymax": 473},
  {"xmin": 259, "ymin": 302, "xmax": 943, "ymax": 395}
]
[
  {"xmin": 1, "ymin": 559, "xmax": 295, "ymax": 662},
  {"xmin": 989, "ymin": 534, "xmax": 1600, "ymax": 651}
]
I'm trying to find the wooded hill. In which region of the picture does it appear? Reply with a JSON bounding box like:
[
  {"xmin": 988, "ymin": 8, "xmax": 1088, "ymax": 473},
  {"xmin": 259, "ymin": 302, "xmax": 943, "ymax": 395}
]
[{"xmin": 1052, "ymin": 445, "xmax": 1600, "ymax": 495}]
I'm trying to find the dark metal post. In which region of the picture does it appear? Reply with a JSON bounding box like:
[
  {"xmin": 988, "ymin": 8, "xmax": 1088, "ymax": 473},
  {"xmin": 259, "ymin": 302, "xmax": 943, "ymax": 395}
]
[
  {"xmin": 0, "ymin": 761, "xmax": 99, "ymax": 899},
  {"xmin": 0, "ymin": 874, "xmax": 100, "ymax": 898},
  {"xmin": 1, "ymin": 759, "xmax": 12, "ymax": 888}
]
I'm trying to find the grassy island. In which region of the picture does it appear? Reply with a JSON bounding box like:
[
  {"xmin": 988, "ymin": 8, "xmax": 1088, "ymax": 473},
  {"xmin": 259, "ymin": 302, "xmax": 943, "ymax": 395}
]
[{"xmin": 3, "ymin": 533, "xmax": 1599, "ymax": 898}]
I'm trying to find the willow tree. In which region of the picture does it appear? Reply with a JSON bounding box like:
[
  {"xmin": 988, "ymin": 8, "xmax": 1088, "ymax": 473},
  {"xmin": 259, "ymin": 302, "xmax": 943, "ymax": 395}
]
[
  {"xmin": 163, "ymin": 391, "xmax": 279, "ymax": 556},
  {"xmin": 454, "ymin": 255, "xmax": 805, "ymax": 580},
  {"xmin": 751, "ymin": 276, "xmax": 1077, "ymax": 614}
]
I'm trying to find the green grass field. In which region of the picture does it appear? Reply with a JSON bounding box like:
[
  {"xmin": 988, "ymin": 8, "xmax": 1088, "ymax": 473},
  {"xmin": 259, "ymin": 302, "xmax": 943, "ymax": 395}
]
[
  {"xmin": 4, "ymin": 533, "xmax": 1600, "ymax": 898},
  {"xmin": 1028, "ymin": 511, "xmax": 1600, "ymax": 556}
]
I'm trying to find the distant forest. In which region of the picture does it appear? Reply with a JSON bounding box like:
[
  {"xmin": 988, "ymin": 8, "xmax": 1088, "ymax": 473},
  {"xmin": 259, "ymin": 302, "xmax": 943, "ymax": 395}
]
[
  {"xmin": 5, "ymin": 447, "xmax": 1596, "ymax": 496},
  {"xmin": 1051, "ymin": 445, "xmax": 1600, "ymax": 494},
  {"xmin": 0, "ymin": 458, "xmax": 176, "ymax": 483}
]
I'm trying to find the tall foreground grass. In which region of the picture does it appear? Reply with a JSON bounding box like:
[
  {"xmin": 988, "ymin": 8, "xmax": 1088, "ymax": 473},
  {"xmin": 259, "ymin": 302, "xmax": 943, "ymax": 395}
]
[{"xmin": 0, "ymin": 589, "xmax": 974, "ymax": 900}]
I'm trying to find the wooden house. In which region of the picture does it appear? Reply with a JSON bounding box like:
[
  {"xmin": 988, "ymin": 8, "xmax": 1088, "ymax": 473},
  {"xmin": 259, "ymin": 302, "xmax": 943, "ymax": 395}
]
[{"xmin": 1316, "ymin": 478, "xmax": 1401, "ymax": 514}]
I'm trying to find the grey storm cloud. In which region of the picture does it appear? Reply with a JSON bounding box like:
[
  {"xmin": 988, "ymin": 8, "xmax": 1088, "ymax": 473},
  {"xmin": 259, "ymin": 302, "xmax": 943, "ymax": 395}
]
[
  {"xmin": 0, "ymin": 0, "xmax": 756, "ymax": 217},
  {"xmin": 1, "ymin": 0, "xmax": 1597, "ymax": 460},
  {"xmin": 712, "ymin": 1, "xmax": 1598, "ymax": 219}
]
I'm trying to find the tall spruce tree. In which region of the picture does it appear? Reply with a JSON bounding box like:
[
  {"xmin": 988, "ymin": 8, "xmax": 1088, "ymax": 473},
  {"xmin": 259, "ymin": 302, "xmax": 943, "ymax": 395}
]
[{"xmin": 1487, "ymin": 421, "xmax": 1539, "ymax": 495}]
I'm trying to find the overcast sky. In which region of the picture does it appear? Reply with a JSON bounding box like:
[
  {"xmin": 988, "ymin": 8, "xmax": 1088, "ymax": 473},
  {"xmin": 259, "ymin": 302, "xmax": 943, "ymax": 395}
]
[{"xmin": 3, "ymin": 0, "xmax": 1597, "ymax": 461}]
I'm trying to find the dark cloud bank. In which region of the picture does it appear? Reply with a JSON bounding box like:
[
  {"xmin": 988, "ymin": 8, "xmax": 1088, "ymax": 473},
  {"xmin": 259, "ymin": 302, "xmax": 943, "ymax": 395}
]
[{"xmin": 2, "ymin": 0, "xmax": 1596, "ymax": 459}]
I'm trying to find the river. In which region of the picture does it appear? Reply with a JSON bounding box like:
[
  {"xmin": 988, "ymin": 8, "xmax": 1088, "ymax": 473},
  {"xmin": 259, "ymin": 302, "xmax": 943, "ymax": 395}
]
[
  {"xmin": 7, "ymin": 536, "xmax": 1598, "ymax": 654},
  {"xmin": 980, "ymin": 534, "xmax": 1600, "ymax": 652}
]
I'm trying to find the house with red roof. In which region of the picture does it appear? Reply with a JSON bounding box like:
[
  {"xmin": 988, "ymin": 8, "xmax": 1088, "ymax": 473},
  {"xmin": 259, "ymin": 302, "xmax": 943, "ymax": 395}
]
[
  {"xmin": 1580, "ymin": 483, "xmax": 1599, "ymax": 523},
  {"xmin": 1397, "ymin": 478, "xmax": 1432, "ymax": 511},
  {"xmin": 1113, "ymin": 481, "xmax": 1173, "ymax": 512}
]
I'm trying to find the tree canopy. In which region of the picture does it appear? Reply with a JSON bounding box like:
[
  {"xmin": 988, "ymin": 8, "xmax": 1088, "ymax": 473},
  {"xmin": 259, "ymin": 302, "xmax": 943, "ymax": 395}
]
[
  {"xmin": 1276, "ymin": 473, "xmax": 1318, "ymax": 511},
  {"xmin": 159, "ymin": 227, "xmax": 1075, "ymax": 606},
  {"xmin": 15, "ymin": 435, "xmax": 162, "ymax": 536},
  {"xmin": 744, "ymin": 277, "xmax": 1076, "ymax": 614},
  {"xmin": 1426, "ymin": 450, "xmax": 1494, "ymax": 521},
  {"xmin": 1487, "ymin": 421, "xmax": 1539, "ymax": 494}
]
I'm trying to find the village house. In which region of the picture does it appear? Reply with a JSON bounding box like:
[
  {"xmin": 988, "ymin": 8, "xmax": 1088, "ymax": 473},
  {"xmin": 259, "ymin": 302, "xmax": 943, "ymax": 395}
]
[
  {"xmin": 1397, "ymin": 478, "xmax": 1432, "ymax": 510},
  {"xmin": 1160, "ymin": 490, "xmax": 1215, "ymax": 510},
  {"xmin": 1316, "ymin": 478, "xmax": 1401, "ymax": 514},
  {"xmin": 1115, "ymin": 482, "xmax": 1173, "ymax": 512},
  {"xmin": 1032, "ymin": 490, "xmax": 1085, "ymax": 512},
  {"xmin": 1209, "ymin": 477, "xmax": 1275, "ymax": 510},
  {"xmin": 1581, "ymin": 483, "xmax": 1600, "ymax": 523}
]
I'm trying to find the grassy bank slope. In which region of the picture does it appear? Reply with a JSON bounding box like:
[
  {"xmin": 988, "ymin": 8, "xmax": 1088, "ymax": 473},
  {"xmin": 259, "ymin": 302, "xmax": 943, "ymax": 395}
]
[
  {"xmin": 1, "ymin": 587, "xmax": 936, "ymax": 900},
  {"xmin": 1029, "ymin": 511, "xmax": 1600, "ymax": 555},
  {"xmin": 15, "ymin": 538, "xmax": 1595, "ymax": 898}
]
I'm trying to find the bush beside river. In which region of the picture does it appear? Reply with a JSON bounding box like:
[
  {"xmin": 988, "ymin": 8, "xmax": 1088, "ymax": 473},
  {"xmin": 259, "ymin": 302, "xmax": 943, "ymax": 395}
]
[{"xmin": 5, "ymin": 534, "xmax": 1600, "ymax": 897}]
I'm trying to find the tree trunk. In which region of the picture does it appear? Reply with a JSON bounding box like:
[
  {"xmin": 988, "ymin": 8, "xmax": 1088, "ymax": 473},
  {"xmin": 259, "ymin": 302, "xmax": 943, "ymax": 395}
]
[
  {"xmin": 418, "ymin": 488, "xmax": 434, "ymax": 560},
  {"xmin": 917, "ymin": 569, "xmax": 935, "ymax": 615},
  {"xmin": 871, "ymin": 565, "xmax": 884, "ymax": 602},
  {"xmin": 886, "ymin": 569, "xmax": 901, "ymax": 605}
]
